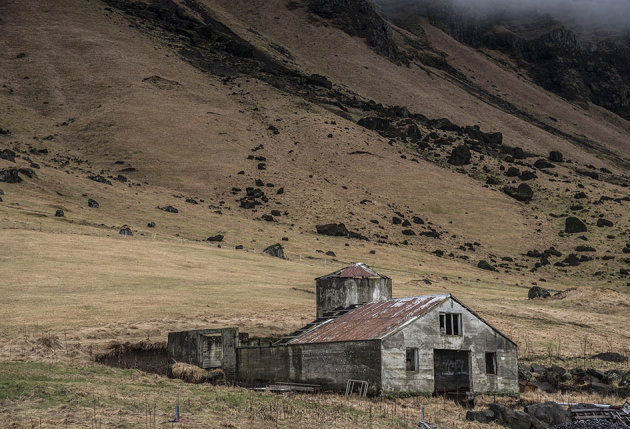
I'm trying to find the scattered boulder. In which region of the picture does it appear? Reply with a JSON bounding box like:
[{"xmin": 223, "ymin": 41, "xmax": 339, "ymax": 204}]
[
  {"xmin": 412, "ymin": 216, "xmax": 424, "ymax": 224},
  {"xmin": 316, "ymin": 223, "xmax": 349, "ymax": 237},
  {"xmin": 518, "ymin": 365, "xmax": 532, "ymax": 382},
  {"xmin": 158, "ymin": 205, "xmax": 178, "ymax": 213},
  {"xmin": 504, "ymin": 184, "xmax": 534, "ymax": 202},
  {"xmin": 519, "ymin": 171, "xmax": 537, "ymax": 181},
  {"xmin": 489, "ymin": 403, "xmax": 538, "ymax": 429},
  {"xmin": 207, "ymin": 234, "xmax": 224, "ymax": 242},
  {"xmin": 506, "ymin": 167, "xmax": 521, "ymax": 177},
  {"xmin": 565, "ymin": 217, "xmax": 587, "ymax": 233},
  {"xmin": 429, "ymin": 118, "xmax": 462, "ymax": 132},
  {"xmin": 528, "ymin": 286, "xmax": 551, "ymax": 299},
  {"xmin": 466, "ymin": 410, "xmax": 495, "ymax": 424},
  {"xmin": 596, "ymin": 218, "xmax": 613, "ymax": 227},
  {"xmin": 524, "ymin": 402, "xmax": 570, "ymax": 427},
  {"xmin": 392, "ymin": 216, "xmax": 402, "ymax": 225},
  {"xmin": 448, "ymin": 144, "xmax": 471, "ymax": 166},
  {"xmin": 306, "ymin": 73, "xmax": 332, "ymax": 89},
  {"xmin": 0, "ymin": 168, "xmax": 22, "ymax": 183},
  {"xmin": 147, "ymin": 221, "xmax": 156, "ymax": 228},
  {"xmin": 89, "ymin": 175, "xmax": 112, "ymax": 185},
  {"xmin": 534, "ymin": 159, "xmax": 554, "ymax": 169},
  {"xmin": 562, "ymin": 254, "xmax": 581, "ymax": 266},
  {"xmin": 325, "ymin": 250, "xmax": 336, "ymax": 257},
  {"xmin": 549, "ymin": 151, "xmax": 563, "ymax": 162},
  {"xmin": 477, "ymin": 260, "xmax": 497, "ymax": 271},
  {"xmin": 0, "ymin": 149, "xmax": 16, "ymax": 162},
  {"xmin": 87, "ymin": 198, "xmax": 99, "ymax": 208},
  {"xmin": 119, "ymin": 227, "xmax": 133, "ymax": 236},
  {"xmin": 263, "ymin": 243, "xmax": 286, "ymax": 259},
  {"xmin": 401, "ymin": 229, "xmax": 416, "ymax": 236},
  {"xmin": 591, "ymin": 352, "xmax": 628, "ymax": 363},
  {"xmin": 54, "ymin": 209, "xmax": 64, "ymax": 217},
  {"xmin": 575, "ymin": 245, "xmax": 595, "ymax": 252}
]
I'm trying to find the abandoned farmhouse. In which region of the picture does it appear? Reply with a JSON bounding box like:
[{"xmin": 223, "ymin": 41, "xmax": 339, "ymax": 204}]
[{"xmin": 168, "ymin": 263, "xmax": 519, "ymax": 395}]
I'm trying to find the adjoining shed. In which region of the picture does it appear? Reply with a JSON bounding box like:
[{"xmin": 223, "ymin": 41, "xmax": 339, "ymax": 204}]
[{"xmin": 168, "ymin": 263, "xmax": 519, "ymax": 396}]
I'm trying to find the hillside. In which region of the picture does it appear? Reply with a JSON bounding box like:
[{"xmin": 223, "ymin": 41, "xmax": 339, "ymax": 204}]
[{"xmin": 0, "ymin": 0, "xmax": 629, "ymax": 425}]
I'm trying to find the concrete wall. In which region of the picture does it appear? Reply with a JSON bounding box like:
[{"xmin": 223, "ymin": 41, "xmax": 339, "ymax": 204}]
[
  {"xmin": 167, "ymin": 328, "xmax": 239, "ymax": 377},
  {"xmin": 381, "ymin": 298, "xmax": 518, "ymax": 396},
  {"xmin": 237, "ymin": 340, "xmax": 382, "ymax": 391},
  {"xmin": 316, "ymin": 277, "xmax": 392, "ymax": 318}
]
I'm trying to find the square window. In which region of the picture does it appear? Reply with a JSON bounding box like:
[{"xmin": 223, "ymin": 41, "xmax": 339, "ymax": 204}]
[
  {"xmin": 406, "ymin": 348, "xmax": 418, "ymax": 372},
  {"xmin": 439, "ymin": 313, "xmax": 461, "ymax": 336},
  {"xmin": 485, "ymin": 352, "xmax": 496, "ymax": 374}
]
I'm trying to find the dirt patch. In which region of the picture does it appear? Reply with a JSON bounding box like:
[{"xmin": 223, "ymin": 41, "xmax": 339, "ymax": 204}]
[{"xmin": 95, "ymin": 341, "xmax": 168, "ymax": 375}]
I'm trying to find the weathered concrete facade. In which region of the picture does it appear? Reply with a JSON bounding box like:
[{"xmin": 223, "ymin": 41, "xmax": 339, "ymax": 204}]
[
  {"xmin": 315, "ymin": 264, "xmax": 392, "ymax": 318},
  {"xmin": 237, "ymin": 340, "xmax": 381, "ymax": 390},
  {"xmin": 380, "ymin": 298, "xmax": 518, "ymax": 395},
  {"xmin": 168, "ymin": 264, "xmax": 518, "ymax": 396}
]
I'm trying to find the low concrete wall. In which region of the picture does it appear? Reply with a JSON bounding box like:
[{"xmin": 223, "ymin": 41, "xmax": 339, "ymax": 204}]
[{"xmin": 237, "ymin": 340, "xmax": 382, "ymax": 391}]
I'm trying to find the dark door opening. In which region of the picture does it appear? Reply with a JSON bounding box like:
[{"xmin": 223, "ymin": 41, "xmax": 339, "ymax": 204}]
[{"xmin": 433, "ymin": 349, "xmax": 471, "ymax": 394}]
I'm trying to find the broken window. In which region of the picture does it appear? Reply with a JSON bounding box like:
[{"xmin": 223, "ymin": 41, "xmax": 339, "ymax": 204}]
[
  {"xmin": 406, "ymin": 348, "xmax": 418, "ymax": 372},
  {"xmin": 485, "ymin": 352, "xmax": 496, "ymax": 374},
  {"xmin": 439, "ymin": 313, "xmax": 461, "ymax": 336}
]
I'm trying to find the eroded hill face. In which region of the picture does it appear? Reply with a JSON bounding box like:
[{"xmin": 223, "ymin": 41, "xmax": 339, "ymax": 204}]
[{"xmin": 0, "ymin": 0, "xmax": 629, "ymax": 289}]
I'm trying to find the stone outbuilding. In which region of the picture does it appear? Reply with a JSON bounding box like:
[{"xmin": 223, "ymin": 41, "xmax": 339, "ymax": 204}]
[{"xmin": 168, "ymin": 263, "xmax": 518, "ymax": 396}]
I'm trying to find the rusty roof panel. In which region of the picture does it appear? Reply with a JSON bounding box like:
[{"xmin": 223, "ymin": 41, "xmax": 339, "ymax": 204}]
[
  {"xmin": 317, "ymin": 263, "xmax": 389, "ymax": 279},
  {"xmin": 288, "ymin": 294, "xmax": 449, "ymax": 344}
]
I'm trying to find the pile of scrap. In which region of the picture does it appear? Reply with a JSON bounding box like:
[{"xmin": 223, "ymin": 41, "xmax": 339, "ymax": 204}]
[
  {"xmin": 569, "ymin": 403, "xmax": 630, "ymax": 427},
  {"xmin": 256, "ymin": 382, "xmax": 321, "ymax": 394}
]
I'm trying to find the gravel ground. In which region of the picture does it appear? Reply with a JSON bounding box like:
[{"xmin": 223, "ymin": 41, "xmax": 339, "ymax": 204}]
[{"xmin": 550, "ymin": 419, "xmax": 628, "ymax": 429}]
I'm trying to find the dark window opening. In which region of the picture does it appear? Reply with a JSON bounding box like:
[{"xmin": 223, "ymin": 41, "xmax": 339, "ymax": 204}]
[
  {"xmin": 406, "ymin": 348, "xmax": 418, "ymax": 372},
  {"xmin": 439, "ymin": 313, "xmax": 461, "ymax": 336},
  {"xmin": 485, "ymin": 352, "xmax": 496, "ymax": 374}
]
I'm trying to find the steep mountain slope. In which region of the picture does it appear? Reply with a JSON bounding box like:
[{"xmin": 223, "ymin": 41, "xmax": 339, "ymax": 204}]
[{"xmin": 1, "ymin": 0, "xmax": 629, "ymax": 290}]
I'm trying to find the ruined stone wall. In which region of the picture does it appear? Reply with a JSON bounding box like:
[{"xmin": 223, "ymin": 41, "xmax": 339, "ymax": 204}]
[
  {"xmin": 316, "ymin": 277, "xmax": 392, "ymax": 318},
  {"xmin": 381, "ymin": 298, "xmax": 518, "ymax": 395},
  {"xmin": 237, "ymin": 340, "xmax": 382, "ymax": 391}
]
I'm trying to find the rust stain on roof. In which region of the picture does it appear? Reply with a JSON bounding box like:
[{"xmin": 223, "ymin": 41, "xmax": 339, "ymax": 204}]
[
  {"xmin": 288, "ymin": 294, "xmax": 450, "ymax": 344},
  {"xmin": 317, "ymin": 262, "xmax": 388, "ymax": 279}
]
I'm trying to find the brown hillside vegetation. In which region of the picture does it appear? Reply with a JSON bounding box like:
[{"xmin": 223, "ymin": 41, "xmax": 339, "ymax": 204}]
[{"xmin": 0, "ymin": 0, "xmax": 629, "ymax": 426}]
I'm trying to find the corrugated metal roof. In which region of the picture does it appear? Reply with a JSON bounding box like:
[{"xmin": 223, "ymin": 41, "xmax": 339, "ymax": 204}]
[
  {"xmin": 316, "ymin": 262, "xmax": 389, "ymax": 279},
  {"xmin": 288, "ymin": 294, "xmax": 450, "ymax": 344}
]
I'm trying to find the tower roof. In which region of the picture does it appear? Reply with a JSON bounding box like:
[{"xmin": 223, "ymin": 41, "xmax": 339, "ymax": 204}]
[{"xmin": 316, "ymin": 263, "xmax": 389, "ymax": 280}]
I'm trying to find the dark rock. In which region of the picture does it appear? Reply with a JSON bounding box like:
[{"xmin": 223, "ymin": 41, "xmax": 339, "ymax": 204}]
[
  {"xmin": 519, "ymin": 365, "xmax": 533, "ymax": 382},
  {"xmin": 119, "ymin": 227, "xmax": 133, "ymax": 236},
  {"xmin": 0, "ymin": 168, "xmax": 22, "ymax": 183},
  {"xmin": 261, "ymin": 214, "xmax": 275, "ymax": 222},
  {"xmin": 534, "ymin": 159, "xmax": 555, "ymax": 169},
  {"xmin": 504, "ymin": 184, "xmax": 534, "ymax": 202},
  {"xmin": 519, "ymin": 171, "xmax": 537, "ymax": 181},
  {"xmin": 549, "ymin": 151, "xmax": 563, "ymax": 162},
  {"xmin": 158, "ymin": 205, "xmax": 178, "ymax": 213},
  {"xmin": 267, "ymin": 125, "xmax": 279, "ymax": 134},
  {"xmin": 596, "ymin": 218, "xmax": 613, "ymax": 227},
  {"xmin": 591, "ymin": 352, "xmax": 628, "ymax": 363},
  {"xmin": 478, "ymin": 260, "xmax": 497, "ymax": 271},
  {"xmin": 429, "ymin": 118, "xmax": 462, "ymax": 132},
  {"xmin": 147, "ymin": 221, "xmax": 156, "ymax": 228},
  {"xmin": 316, "ymin": 223, "xmax": 349, "ymax": 236},
  {"xmin": 325, "ymin": 250, "xmax": 336, "ymax": 257},
  {"xmin": 357, "ymin": 117, "xmax": 391, "ymax": 131},
  {"xmin": 466, "ymin": 410, "xmax": 495, "ymax": 424},
  {"xmin": 506, "ymin": 166, "xmax": 521, "ymax": 177},
  {"xmin": 89, "ymin": 175, "xmax": 112, "ymax": 185},
  {"xmin": 54, "ymin": 209, "xmax": 64, "ymax": 217},
  {"xmin": 401, "ymin": 229, "xmax": 416, "ymax": 236},
  {"xmin": 235, "ymin": 245, "xmax": 244, "ymax": 250},
  {"xmin": 420, "ymin": 230, "xmax": 440, "ymax": 238},
  {"xmin": 528, "ymin": 286, "xmax": 551, "ymax": 299},
  {"xmin": 116, "ymin": 174, "xmax": 127, "ymax": 182},
  {"xmin": 486, "ymin": 176, "xmax": 501, "ymax": 185},
  {"xmin": 307, "ymin": 73, "xmax": 332, "ymax": 89},
  {"xmin": 276, "ymin": 187, "xmax": 284, "ymax": 195},
  {"xmin": 562, "ymin": 254, "xmax": 581, "ymax": 266},
  {"xmin": 401, "ymin": 219, "xmax": 411, "ymax": 227},
  {"xmin": 18, "ymin": 168, "xmax": 35, "ymax": 178},
  {"xmin": 574, "ymin": 192, "xmax": 587, "ymax": 199},
  {"xmin": 412, "ymin": 216, "xmax": 424, "ymax": 224},
  {"xmin": 271, "ymin": 209, "xmax": 281, "ymax": 216},
  {"xmin": 263, "ymin": 243, "xmax": 286, "ymax": 259},
  {"xmin": 392, "ymin": 216, "xmax": 402, "ymax": 225},
  {"xmin": 0, "ymin": 149, "xmax": 16, "ymax": 162},
  {"xmin": 257, "ymin": 163, "xmax": 266, "ymax": 170},
  {"xmin": 531, "ymin": 364, "xmax": 547, "ymax": 374},
  {"xmin": 448, "ymin": 144, "xmax": 471, "ymax": 166},
  {"xmin": 565, "ymin": 217, "xmax": 587, "ymax": 233},
  {"xmin": 489, "ymin": 403, "xmax": 540, "ymax": 429},
  {"xmin": 87, "ymin": 199, "xmax": 99, "ymax": 208},
  {"xmin": 575, "ymin": 245, "xmax": 595, "ymax": 252},
  {"xmin": 207, "ymin": 234, "xmax": 224, "ymax": 242},
  {"xmin": 589, "ymin": 381, "xmax": 612, "ymax": 395},
  {"xmin": 524, "ymin": 402, "xmax": 570, "ymax": 427}
]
